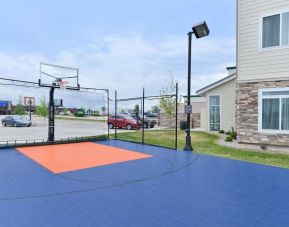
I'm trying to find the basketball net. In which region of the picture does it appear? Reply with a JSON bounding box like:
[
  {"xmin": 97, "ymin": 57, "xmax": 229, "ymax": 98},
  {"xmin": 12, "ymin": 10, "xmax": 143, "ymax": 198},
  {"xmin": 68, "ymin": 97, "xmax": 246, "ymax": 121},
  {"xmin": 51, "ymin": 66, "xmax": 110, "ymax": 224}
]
[{"xmin": 58, "ymin": 79, "xmax": 69, "ymax": 90}]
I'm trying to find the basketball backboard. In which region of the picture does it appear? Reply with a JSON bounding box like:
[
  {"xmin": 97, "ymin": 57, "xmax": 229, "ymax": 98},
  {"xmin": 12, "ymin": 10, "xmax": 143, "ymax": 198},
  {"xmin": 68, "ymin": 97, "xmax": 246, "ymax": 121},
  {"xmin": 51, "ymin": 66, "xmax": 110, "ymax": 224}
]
[
  {"xmin": 39, "ymin": 63, "xmax": 80, "ymax": 90},
  {"xmin": 24, "ymin": 97, "xmax": 35, "ymax": 106}
]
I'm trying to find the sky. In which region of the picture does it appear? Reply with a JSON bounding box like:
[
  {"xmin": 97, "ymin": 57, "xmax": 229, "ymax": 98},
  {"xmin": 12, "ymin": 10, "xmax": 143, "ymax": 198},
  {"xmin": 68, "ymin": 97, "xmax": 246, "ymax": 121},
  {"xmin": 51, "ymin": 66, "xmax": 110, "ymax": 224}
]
[{"xmin": 0, "ymin": 0, "xmax": 236, "ymax": 108}]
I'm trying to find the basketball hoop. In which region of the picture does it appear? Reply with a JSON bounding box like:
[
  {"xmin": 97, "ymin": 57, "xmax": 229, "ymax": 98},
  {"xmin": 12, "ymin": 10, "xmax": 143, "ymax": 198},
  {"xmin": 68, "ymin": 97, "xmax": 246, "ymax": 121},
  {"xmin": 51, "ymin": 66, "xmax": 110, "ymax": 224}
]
[{"xmin": 58, "ymin": 79, "xmax": 69, "ymax": 89}]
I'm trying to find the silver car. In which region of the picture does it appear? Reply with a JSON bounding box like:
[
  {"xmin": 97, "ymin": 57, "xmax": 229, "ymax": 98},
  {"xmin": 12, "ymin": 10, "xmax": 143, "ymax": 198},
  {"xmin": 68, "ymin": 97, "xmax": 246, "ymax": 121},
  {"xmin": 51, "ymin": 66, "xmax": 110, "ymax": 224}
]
[{"xmin": 2, "ymin": 116, "xmax": 31, "ymax": 127}]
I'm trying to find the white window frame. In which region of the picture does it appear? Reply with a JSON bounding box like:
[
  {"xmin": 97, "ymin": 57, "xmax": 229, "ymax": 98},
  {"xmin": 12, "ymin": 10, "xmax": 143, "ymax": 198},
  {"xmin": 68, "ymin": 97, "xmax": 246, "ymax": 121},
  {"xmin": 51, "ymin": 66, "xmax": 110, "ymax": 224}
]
[
  {"xmin": 259, "ymin": 9, "xmax": 289, "ymax": 51},
  {"xmin": 258, "ymin": 87, "xmax": 289, "ymax": 134},
  {"xmin": 208, "ymin": 94, "xmax": 222, "ymax": 131}
]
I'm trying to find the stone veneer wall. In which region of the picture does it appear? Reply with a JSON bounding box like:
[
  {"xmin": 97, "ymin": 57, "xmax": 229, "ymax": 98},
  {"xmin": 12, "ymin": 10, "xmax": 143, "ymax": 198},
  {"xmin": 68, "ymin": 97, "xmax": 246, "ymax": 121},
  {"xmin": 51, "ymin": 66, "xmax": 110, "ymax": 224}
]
[
  {"xmin": 159, "ymin": 113, "xmax": 200, "ymax": 128},
  {"xmin": 191, "ymin": 113, "xmax": 201, "ymax": 128},
  {"xmin": 236, "ymin": 80, "xmax": 289, "ymax": 147}
]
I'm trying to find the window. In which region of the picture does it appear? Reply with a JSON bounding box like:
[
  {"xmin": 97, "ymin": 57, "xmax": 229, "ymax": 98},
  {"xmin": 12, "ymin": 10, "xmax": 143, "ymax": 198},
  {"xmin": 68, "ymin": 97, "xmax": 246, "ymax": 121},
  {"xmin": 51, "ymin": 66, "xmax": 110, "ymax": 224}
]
[
  {"xmin": 262, "ymin": 14, "xmax": 280, "ymax": 48},
  {"xmin": 262, "ymin": 11, "xmax": 289, "ymax": 48},
  {"xmin": 209, "ymin": 95, "xmax": 220, "ymax": 131},
  {"xmin": 259, "ymin": 88, "xmax": 289, "ymax": 133},
  {"xmin": 262, "ymin": 98, "xmax": 279, "ymax": 130},
  {"xmin": 282, "ymin": 12, "xmax": 289, "ymax": 45}
]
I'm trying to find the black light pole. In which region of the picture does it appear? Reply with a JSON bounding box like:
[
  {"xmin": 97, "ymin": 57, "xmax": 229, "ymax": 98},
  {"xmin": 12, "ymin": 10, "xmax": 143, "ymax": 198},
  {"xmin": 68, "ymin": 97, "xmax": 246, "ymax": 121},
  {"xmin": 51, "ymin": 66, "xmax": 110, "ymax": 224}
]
[
  {"xmin": 184, "ymin": 21, "xmax": 210, "ymax": 151},
  {"xmin": 184, "ymin": 32, "xmax": 193, "ymax": 151}
]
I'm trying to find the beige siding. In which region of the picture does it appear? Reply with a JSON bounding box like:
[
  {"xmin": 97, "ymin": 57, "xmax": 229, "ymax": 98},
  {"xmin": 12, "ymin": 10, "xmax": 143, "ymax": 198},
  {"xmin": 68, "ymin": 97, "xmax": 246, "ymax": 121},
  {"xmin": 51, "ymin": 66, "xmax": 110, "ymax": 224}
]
[
  {"xmin": 178, "ymin": 102, "xmax": 206, "ymax": 114},
  {"xmin": 191, "ymin": 102, "xmax": 206, "ymax": 114},
  {"xmin": 179, "ymin": 97, "xmax": 206, "ymax": 114},
  {"xmin": 202, "ymin": 79, "xmax": 236, "ymax": 131},
  {"xmin": 238, "ymin": 0, "xmax": 289, "ymax": 82}
]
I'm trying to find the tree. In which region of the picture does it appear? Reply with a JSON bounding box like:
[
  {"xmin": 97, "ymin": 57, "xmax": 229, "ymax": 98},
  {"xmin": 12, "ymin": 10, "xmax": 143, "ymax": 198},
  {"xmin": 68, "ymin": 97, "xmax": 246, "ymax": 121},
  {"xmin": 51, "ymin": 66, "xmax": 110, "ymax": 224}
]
[
  {"xmin": 159, "ymin": 74, "xmax": 178, "ymax": 115},
  {"xmin": 151, "ymin": 105, "xmax": 160, "ymax": 114},
  {"xmin": 134, "ymin": 104, "xmax": 140, "ymax": 117},
  {"xmin": 93, "ymin": 110, "xmax": 100, "ymax": 116},
  {"xmin": 120, "ymin": 108, "xmax": 126, "ymax": 114},
  {"xmin": 80, "ymin": 107, "xmax": 86, "ymax": 113},
  {"xmin": 36, "ymin": 98, "xmax": 48, "ymax": 124},
  {"xmin": 15, "ymin": 96, "xmax": 26, "ymax": 115},
  {"xmin": 101, "ymin": 106, "xmax": 106, "ymax": 115}
]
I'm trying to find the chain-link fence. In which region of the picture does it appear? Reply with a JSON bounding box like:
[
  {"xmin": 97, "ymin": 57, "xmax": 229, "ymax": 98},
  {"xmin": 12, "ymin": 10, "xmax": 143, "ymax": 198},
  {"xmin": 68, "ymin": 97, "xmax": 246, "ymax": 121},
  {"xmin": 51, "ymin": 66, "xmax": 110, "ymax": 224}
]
[
  {"xmin": 113, "ymin": 83, "xmax": 178, "ymax": 149},
  {"xmin": 0, "ymin": 77, "xmax": 109, "ymax": 148}
]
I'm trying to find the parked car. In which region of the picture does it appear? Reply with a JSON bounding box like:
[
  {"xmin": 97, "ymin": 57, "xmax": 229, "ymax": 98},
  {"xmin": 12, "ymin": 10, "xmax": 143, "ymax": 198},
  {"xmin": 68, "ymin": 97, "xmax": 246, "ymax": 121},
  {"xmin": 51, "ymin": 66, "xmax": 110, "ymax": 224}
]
[
  {"xmin": 2, "ymin": 116, "xmax": 31, "ymax": 127},
  {"xmin": 145, "ymin": 113, "xmax": 158, "ymax": 118},
  {"xmin": 129, "ymin": 114, "xmax": 156, "ymax": 128},
  {"xmin": 108, "ymin": 114, "xmax": 139, "ymax": 130}
]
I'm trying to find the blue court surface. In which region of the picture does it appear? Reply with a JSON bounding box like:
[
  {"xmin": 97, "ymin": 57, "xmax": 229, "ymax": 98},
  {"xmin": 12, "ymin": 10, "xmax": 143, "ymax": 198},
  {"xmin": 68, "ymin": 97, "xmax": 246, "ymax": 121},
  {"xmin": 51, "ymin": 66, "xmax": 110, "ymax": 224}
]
[{"xmin": 0, "ymin": 140, "xmax": 289, "ymax": 226}]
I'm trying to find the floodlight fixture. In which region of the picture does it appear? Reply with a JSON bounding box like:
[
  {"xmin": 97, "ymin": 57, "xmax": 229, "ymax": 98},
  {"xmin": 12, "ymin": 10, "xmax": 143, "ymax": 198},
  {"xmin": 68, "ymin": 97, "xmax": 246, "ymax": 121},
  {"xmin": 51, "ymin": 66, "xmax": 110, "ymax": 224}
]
[{"xmin": 192, "ymin": 21, "xmax": 210, "ymax": 39}]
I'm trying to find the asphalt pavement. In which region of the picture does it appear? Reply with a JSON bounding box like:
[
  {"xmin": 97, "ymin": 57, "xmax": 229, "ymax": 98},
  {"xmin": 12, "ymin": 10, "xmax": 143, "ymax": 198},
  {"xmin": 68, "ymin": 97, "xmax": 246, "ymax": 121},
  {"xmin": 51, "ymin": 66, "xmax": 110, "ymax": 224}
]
[{"xmin": 0, "ymin": 115, "xmax": 109, "ymax": 142}]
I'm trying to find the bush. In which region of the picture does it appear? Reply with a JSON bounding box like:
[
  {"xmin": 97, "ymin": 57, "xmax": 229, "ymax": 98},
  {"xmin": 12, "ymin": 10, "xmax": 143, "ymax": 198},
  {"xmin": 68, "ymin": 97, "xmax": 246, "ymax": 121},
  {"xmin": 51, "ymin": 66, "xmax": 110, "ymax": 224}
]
[
  {"xmin": 219, "ymin": 130, "xmax": 225, "ymax": 134},
  {"xmin": 74, "ymin": 111, "xmax": 85, "ymax": 117},
  {"xmin": 260, "ymin": 143, "xmax": 268, "ymax": 150},
  {"xmin": 225, "ymin": 131, "xmax": 231, "ymax": 135},
  {"xmin": 180, "ymin": 121, "xmax": 187, "ymax": 130},
  {"xmin": 225, "ymin": 136, "xmax": 233, "ymax": 142},
  {"xmin": 230, "ymin": 131, "xmax": 237, "ymax": 140}
]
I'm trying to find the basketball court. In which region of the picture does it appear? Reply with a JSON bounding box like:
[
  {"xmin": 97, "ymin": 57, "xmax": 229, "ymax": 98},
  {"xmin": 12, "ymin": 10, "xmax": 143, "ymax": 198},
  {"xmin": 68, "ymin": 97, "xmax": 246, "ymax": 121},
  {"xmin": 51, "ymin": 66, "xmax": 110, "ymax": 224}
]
[
  {"xmin": 1, "ymin": 63, "xmax": 289, "ymax": 225},
  {"xmin": 0, "ymin": 140, "xmax": 289, "ymax": 226}
]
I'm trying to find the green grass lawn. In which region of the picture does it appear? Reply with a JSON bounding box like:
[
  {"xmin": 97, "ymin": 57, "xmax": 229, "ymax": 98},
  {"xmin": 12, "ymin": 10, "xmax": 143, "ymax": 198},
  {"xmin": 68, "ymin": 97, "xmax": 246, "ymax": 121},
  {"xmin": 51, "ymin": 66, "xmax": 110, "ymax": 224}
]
[
  {"xmin": 55, "ymin": 116, "xmax": 106, "ymax": 122},
  {"xmin": 115, "ymin": 130, "xmax": 289, "ymax": 169}
]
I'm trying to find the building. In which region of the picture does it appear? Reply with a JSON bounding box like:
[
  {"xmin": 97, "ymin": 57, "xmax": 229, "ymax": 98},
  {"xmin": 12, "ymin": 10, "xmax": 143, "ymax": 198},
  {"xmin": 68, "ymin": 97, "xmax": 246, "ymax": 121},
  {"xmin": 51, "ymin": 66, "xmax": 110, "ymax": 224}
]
[
  {"xmin": 196, "ymin": 67, "xmax": 237, "ymax": 132},
  {"xmin": 0, "ymin": 100, "xmax": 12, "ymax": 115},
  {"xmin": 237, "ymin": 0, "xmax": 289, "ymax": 149},
  {"xmin": 182, "ymin": 96, "xmax": 206, "ymax": 113},
  {"xmin": 179, "ymin": 95, "xmax": 206, "ymax": 129}
]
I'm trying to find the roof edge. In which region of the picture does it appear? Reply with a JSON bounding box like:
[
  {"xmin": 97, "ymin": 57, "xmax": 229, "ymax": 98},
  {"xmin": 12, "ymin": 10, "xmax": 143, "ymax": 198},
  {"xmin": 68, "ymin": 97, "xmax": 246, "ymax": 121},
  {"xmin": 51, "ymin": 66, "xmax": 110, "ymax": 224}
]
[
  {"xmin": 196, "ymin": 73, "xmax": 237, "ymax": 95},
  {"xmin": 226, "ymin": 66, "xmax": 236, "ymax": 70}
]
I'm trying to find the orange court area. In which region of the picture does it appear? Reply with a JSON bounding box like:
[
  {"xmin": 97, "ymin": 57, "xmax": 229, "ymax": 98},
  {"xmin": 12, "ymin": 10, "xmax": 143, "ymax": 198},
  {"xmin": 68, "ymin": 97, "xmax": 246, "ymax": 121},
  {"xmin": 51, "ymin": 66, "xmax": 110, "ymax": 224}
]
[{"xmin": 17, "ymin": 142, "xmax": 152, "ymax": 174}]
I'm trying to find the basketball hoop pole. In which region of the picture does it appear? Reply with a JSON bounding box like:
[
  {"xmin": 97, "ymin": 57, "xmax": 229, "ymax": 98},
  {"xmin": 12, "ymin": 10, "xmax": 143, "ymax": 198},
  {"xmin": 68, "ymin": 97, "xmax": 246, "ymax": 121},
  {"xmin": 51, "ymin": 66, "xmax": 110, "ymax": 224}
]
[{"xmin": 48, "ymin": 87, "xmax": 55, "ymax": 142}]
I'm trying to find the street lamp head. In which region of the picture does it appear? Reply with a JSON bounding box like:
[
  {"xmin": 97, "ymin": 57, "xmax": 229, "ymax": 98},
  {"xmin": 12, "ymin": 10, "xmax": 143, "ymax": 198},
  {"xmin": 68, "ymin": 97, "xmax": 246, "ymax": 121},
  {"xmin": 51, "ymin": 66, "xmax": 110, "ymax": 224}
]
[{"xmin": 192, "ymin": 21, "xmax": 210, "ymax": 39}]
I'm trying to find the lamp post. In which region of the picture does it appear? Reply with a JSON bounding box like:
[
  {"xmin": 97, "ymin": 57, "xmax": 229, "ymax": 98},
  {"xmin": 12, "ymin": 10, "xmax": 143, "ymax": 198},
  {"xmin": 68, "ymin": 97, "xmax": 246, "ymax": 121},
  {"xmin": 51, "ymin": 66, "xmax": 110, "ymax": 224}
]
[{"xmin": 184, "ymin": 21, "xmax": 210, "ymax": 151}]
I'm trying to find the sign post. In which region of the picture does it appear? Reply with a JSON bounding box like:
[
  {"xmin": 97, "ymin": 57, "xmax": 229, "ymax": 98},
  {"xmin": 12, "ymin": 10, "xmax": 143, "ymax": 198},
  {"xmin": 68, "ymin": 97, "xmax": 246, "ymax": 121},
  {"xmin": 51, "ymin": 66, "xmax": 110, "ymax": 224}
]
[
  {"xmin": 184, "ymin": 105, "xmax": 192, "ymax": 114},
  {"xmin": 24, "ymin": 97, "xmax": 35, "ymax": 122},
  {"xmin": 29, "ymin": 99, "xmax": 32, "ymax": 121}
]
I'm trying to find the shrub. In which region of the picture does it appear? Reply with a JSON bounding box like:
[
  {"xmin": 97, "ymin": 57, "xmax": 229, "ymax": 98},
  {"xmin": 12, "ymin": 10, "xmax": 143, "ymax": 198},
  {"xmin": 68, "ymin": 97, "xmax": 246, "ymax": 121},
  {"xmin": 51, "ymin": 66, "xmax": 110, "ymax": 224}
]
[
  {"xmin": 225, "ymin": 136, "xmax": 233, "ymax": 142},
  {"xmin": 219, "ymin": 130, "xmax": 225, "ymax": 134},
  {"xmin": 225, "ymin": 131, "xmax": 231, "ymax": 135},
  {"xmin": 230, "ymin": 132, "xmax": 237, "ymax": 140},
  {"xmin": 180, "ymin": 121, "xmax": 187, "ymax": 130},
  {"xmin": 260, "ymin": 143, "xmax": 268, "ymax": 150},
  {"xmin": 74, "ymin": 111, "xmax": 85, "ymax": 117}
]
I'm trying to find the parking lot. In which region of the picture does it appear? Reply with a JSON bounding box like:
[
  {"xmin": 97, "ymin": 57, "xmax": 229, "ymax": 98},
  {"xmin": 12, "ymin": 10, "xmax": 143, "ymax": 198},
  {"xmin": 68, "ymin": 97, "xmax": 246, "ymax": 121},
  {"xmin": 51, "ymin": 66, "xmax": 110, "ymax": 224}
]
[{"xmin": 0, "ymin": 115, "xmax": 108, "ymax": 142}]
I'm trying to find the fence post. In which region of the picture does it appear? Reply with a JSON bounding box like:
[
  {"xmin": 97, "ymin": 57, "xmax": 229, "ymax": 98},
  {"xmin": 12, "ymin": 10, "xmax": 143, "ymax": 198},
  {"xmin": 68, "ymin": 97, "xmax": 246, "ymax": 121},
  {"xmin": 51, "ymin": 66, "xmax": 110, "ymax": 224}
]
[
  {"xmin": 175, "ymin": 82, "xmax": 178, "ymax": 150},
  {"xmin": 115, "ymin": 90, "xmax": 117, "ymax": 139},
  {"xmin": 107, "ymin": 89, "xmax": 110, "ymax": 140},
  {"xmin": 142, "ymin": 88, "xmax": 145, "ymax": 144}
]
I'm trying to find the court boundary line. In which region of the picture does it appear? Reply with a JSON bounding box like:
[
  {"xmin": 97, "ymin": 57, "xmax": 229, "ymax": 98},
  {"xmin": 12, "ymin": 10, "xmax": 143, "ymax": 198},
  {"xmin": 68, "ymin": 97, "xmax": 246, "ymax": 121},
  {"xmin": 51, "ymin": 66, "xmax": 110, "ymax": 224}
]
[{"xmin": 0, "ymin": 150, "xmax": 200, "ymax": 201}]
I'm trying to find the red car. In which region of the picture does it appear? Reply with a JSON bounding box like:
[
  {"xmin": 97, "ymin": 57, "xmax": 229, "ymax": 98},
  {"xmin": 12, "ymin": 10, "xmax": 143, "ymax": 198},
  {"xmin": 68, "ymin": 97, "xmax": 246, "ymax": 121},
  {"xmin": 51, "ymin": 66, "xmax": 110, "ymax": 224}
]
[{"xmin": 108, "ymin": 114, "xmax": 139, "ymax": 130}]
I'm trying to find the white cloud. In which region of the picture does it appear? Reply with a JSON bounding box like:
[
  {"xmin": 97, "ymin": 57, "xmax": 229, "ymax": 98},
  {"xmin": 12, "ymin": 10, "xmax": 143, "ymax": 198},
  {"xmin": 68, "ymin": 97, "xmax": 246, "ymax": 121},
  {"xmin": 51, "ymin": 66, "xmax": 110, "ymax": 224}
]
[{"xmin": 0, "ymin": 34, "xmax": 235, "ymax": 108}]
